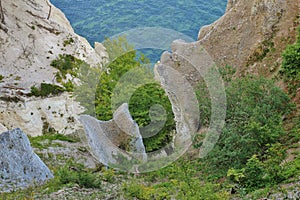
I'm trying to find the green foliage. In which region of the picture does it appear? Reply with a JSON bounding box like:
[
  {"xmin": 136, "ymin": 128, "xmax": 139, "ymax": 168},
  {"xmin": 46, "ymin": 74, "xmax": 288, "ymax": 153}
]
[
  {"xmin": 124, "ymin": 158, "xmax": 229, "ymax": 200},
  {"xmin": 198, "ymin": 76, "xmax": 292, "ymax": 178},
  {"xmin": 77, "ymin": 36, "xmax": 176, "ymax": 152},
  {"xmin": 101, "ymin": 167, "xmax": 115, "ymax": 183},
  {"xmin": 50, "ymin": 54, "xmax": 87, "ymax": 92},
  {"xmin": 129, "ymin": 83, "xmax": 175, "ymax": 152},
  {"xmin": 57, "ymin": 161, "xmax": 101, "ymax": 188},
  {"xmin": 123, "ymin": 181, "xmax": 171, "ymax": 200},
  {"xmin": 51, "ymin": 54, "xmax": 82, "ymax": 79},
  {"xmin": 219, "ymin": 65, "xmax": 236, "ymax": 82},
  {"xmin": 74, "ymin": 63, "xmax": 101, "ymax": 115},
  {"xmin": 281, "ymin": 26, "xmax": 300, "ymax": 95},
  {"xmin": 226, "ymin": 143, "xmax": 295, "ymax": 193},
  {"xmin": 94, "ymin": 36, "xmax": 142, "ymax": 120},
  {"xmin": 0, "ymin": 74, "xmax": 4, "ymax": 82},
  {"xmin": 281, "ymin": 151, "xmax": 300, "ymax": 182},
  {"xmin": 63, "ymin": 37, "xmax": 74, "ymax": 47},
  {"xmin": 62, "ymin": 80, "xmax": 75, "ymax": 92},
  {"xmin": 29, "ymin": 133, "xmax": 79, "ymax": 150},
  {"xmin": 29, "ymin": 83, "xmax": 65, "ymax": 97}
]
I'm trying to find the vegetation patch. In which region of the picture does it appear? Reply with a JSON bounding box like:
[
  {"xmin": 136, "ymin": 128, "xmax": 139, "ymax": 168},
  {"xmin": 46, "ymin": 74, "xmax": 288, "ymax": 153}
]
[
  {"xmin": 0, "ymin": 74, "xmax": 4, "ymax": 82},
  {"xmin": 247, "ymin": 37, "xmax": 275, "ymax": 65},
  {"xmin": 63, "ymin": 37, "xmax": 74, "ymax": 47},
  {"xmin": 29, "ymin": 133, "xmax": 79, "ymax": 150},
  {"xmin": 29, "ymin": 83, "xmax": 65, "ymax": 97},
  {"xmin": 76, "ymin": 36, "xmax": 176, "ymax": 152},
  {"xmin": 280, "ymin": 26, "xmax": 300, "ymax": 95}
]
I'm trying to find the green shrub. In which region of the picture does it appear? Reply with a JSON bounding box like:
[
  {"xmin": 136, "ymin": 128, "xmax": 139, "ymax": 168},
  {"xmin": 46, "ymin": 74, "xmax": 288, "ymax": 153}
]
[
  {"xmin": 29, "ymin": 83, "xmax": 65, "ymax": 97},
  {"xmin": 29, "ymin": 133, "xmax": 79, "ymax": 149},
  {"xmin": 129, "ymin": 83, "xmax": 175, "ymax": 152},
  {"xmin": 51, "ymin": 54, "xmax": 86, "ymax": 88},
  {"xmin": 76, "ymin": 36, "xmax": 176, "ymax": 152},
  {"xmin": 57, "ymin": 161, "xmax": 101, "ymax": 188},
  {"xmin": 281, "ymin": 26, "xmax": 300, "ymax": 95},
  {"xmin": 62, "ymin": 80, "xmax": 75, "ymax": 92},
  {"xmin": 200, "ymin": 76, "xmax": 292, "ymax": 178}
]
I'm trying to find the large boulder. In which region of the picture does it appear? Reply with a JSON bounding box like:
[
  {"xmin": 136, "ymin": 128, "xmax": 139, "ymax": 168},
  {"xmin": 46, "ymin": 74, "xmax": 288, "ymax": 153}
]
[{"xmin": 0, "ymin": 128, "xmax": 54, "ymax": 192}]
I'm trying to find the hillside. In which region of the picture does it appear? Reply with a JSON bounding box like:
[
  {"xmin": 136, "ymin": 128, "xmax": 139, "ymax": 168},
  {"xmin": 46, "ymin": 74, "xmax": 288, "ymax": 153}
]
[{"xmin": 0, "ymin": 0, "xmax": 299, "ymax": 199}]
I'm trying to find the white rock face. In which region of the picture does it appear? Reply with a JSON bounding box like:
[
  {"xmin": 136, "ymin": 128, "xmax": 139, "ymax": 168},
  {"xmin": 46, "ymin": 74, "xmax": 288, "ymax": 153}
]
[
  {"xmin": 80, "ymin": 103, "xmax": 147, "ymax": 172},
  {"xmin": 0, "ymin": 93, "xmax": 84, "ymax": 137},
  {"xmin": 0, "ymin": 0, "xmax": 107, "ymax": 136},
  {"xmin": 0, "ymin": 122, "xmax": 7, "ymax": 133},
  {"xmin": 0, "ymin": 0, "xmax": 105, "ymax": 89}
]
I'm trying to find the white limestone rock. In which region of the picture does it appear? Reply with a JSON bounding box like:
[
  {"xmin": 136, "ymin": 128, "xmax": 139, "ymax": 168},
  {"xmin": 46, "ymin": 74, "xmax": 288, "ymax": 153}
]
[{"xmin": 0, "ymin": 128, "xmax": 54, "ymax": 192}]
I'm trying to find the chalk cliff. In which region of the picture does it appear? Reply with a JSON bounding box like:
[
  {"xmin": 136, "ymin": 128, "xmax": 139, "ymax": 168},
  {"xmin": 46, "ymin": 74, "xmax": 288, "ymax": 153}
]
[
  {"xmin": 198, "ymin": 0, "xmax": 299, "ymax": 75},
  {"xmin": 0, "ymin": 0, "xmax": 107, "ymax": 136}
]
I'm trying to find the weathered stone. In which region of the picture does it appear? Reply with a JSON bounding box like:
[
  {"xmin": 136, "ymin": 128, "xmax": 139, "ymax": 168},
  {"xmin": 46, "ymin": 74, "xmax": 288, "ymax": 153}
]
[
  {"xmin": 0, "ymin": 0, "xmax": 108, "ymax": 137},
  {"xmin": 0, "ymin": 123, "xmax": 7, "ymax": 133},
  {"xmin": 0, "ymin": 128, "xmax": 54, "ymax": 192},
  {"xmin": 0, "ymin": 93, "xmax": 84, "ymax": 137},
  {"xmin": 155, "ymin": 39, "xmax": 226, "ymax": 157},
  {"xmin": 80, "ymin": 103, "xmax": 147, "ymax": 172},
  {"xmin": 197, "ymin": 0, "xmax": 297, "ymax": 74},
  {"xmin": 0, "ymin": 0, "xmax": 105, "ymax": 90}
]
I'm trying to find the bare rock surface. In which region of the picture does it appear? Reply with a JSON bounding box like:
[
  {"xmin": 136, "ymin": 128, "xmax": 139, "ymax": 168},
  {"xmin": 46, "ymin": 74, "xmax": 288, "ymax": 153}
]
[
  {"xmin": 0, "ymin": 0, "xmax": 107, "ymax": 136},
  {"xmin": 0, "ymin": 92, "xmax": 84, "ymax": 137},
  {"xmin": 80, "ymin": 103, "xmax": 147, "ymax": 172},
  {"xmin": 198, "ymin": 0, "xmax": 300, "ymax": 74},
  {"xmin": 0, "ymin": 128, "xmax": 53, "ymax": 192},
  {"xmin": 0, "ymin": 0, "xmax": 105, "ymax": 90}
]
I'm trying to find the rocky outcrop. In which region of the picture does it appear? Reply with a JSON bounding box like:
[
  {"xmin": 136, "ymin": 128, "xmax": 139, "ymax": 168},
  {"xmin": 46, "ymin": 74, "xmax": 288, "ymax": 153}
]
[
  {"xmin": 0, "ymin": 93, "xmax": 84, "ymax": 137},
  {"xmin": 0, "ymin": 0, "xmax": 108, "ymax": 136},
  {"xmin": 0, "ymin": 128, "xmax": 54, "ymax": 192},
  {"xmin": 198, "ymin": 0, "xmax": 300, "ymax": 74},
  {"xmin": 155, "ymin": 40, "xmax": 226, "ymax": 157},
  {"xmin": 0, "ymin": 0, "xmax": 106, "ymax": 89},
  {"xmin": 80, "ymin": 103, "xmax": 147, "ymax": 172}
]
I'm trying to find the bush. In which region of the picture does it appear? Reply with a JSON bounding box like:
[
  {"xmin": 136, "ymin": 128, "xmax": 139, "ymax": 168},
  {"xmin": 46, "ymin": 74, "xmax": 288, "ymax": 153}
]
[
  {"xmin": 51, "ymin": 54, "xmax": 88, "ymax": 92},
  {"xmin": 281, "ymin": 26, "xmax": 300, "ymax": 95},
  {"xmin": 82, "ymin": 36, "xmax": 176, "ymax": 152},
  {"xmin": 200, "ymin": 76, "xmax": 292, "ymax": 177},
  {"xmin": 57, "ymin": 161, "xmax": 101, "ymax": 188},
  {"xmin": 29, "ymin": 83, "xmax": 65, "ymax": 97},
  {"xmin": 129, "ymin": 83, "xmax": 175, "ymax": 152},
  {"xmin": 51, "ymin": 54, "xmax": 83, "ymax": 79}
]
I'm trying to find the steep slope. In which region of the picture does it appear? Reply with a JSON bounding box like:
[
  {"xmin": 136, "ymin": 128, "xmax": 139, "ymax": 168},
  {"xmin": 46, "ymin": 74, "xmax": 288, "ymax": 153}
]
[
  {"xmin": 0, "ymin": 0, "xmax": 105, "ymax": 89},
  {"xmin": 198, "ymin": 0, "xmax": 300, "ymax": 76},
  {"xmin": 0, "ymin": 0, "xmax": 107, "ymax": 136}
]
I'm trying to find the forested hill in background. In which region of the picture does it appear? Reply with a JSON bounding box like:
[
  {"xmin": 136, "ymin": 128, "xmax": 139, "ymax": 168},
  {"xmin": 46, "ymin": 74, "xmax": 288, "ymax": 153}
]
[{"xmin": 50, "ymin": 0, "xmax": 227, "ymax": 44}]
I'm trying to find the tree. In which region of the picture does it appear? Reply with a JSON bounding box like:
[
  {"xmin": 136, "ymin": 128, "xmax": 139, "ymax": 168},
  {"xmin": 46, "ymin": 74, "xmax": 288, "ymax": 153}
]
[{"xmin": 198, "ymin": 76, "xmax": 293, "ymax": 178}]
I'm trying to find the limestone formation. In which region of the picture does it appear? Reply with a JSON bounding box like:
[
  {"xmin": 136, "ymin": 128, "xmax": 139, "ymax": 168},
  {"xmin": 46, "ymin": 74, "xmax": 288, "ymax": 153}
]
[
  {"xmin": 80, "ymin": 103, "xmax": 147, "ymax": 172},
  {"xmin": 0, "ymin": 0, "xmax": 105, "ymax": 90},
  {"xmin": 0, "ymin": 0, "xmax": 107, "ymax": 136},
  {"xmin": 0, "ymin": 128, "xmax": 54, "ymax": 192},
  {"xmin": 155, "ymin": 40, "xmax": 226, "ymax": 156},
  {"xmin": 198, "ymin": 0, "xmax": 299, "ymax": 74},
  {"xmin": 0, "ymin": 122, "xmax": 7, "ymax": 133},
  {"xmin": 0, "ymin": 93, "xmax": 84, "ymax": 137}
]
